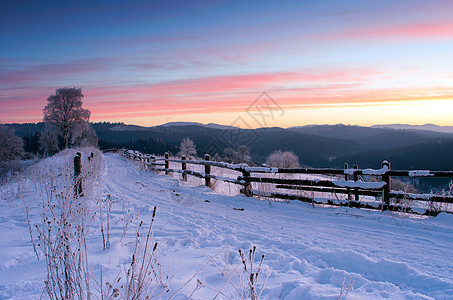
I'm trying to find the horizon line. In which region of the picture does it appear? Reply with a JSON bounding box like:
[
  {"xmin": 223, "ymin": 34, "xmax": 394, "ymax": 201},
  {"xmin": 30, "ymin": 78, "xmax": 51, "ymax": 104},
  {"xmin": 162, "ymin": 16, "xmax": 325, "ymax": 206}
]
[{"xmin": 3, "ymin": 120, "xmax": 453, "ymax": 129}]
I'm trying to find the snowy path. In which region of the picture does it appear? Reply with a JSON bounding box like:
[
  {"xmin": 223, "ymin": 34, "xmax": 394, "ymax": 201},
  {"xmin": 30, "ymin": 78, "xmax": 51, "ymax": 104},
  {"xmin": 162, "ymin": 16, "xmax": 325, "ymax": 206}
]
[
  {"xmin": 1, "ymin": 152, "xmax": 453, "ymax": 299},
  {"xmin": 100, "ymin": 154, "xmax": 453, "ymax": 299}
]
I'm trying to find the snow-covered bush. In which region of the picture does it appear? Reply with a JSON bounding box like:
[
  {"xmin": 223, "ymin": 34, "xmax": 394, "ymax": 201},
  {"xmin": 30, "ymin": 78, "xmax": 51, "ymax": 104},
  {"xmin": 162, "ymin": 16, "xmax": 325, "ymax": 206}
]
[{"xmin": 266, "ymin": 150, "xmax": 300, "ymax": 168}]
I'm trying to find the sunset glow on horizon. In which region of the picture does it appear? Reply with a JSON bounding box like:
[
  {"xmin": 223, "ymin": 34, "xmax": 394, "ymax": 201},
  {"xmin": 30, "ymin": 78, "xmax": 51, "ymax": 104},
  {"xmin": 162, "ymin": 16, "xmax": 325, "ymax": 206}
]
[{"xmin": 2, "ymin": 0, "xmax": 453, "ymax": 128}]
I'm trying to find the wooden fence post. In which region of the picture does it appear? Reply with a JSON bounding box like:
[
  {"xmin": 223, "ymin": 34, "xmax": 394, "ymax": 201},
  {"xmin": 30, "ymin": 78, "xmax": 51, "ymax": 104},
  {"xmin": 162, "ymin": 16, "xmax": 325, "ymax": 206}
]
[
  {"xmin": 241, "ymin": 168, "xmax": 253, "ymax": 197},
  {"xmin": 181, "ymin": 155, "xmax": 187, "ymax": 181},
  {"xmin": 382, "ymin": 160, "xmax": 391, "ymax": 208},
  {"xmin": 165, "ymin": 152, "xmax": 169, "ymax": 175},
  {"xmin": 150, "ymin": 156, "xmax": 156, "ymax": 171},
  {"xmin": 345, "ymin": 163, "xmax": 352, "ymax": 201},
  {"xmin": 353, "ymin": 164, "xmax": 359, "ymax": 201},
  {"xmin": 204, "ymin": 154, "xmax": 211, "ymax": 187},
  {"xmin": 74, "ymin": 152, "xmax": 83, "ymax": 197}
]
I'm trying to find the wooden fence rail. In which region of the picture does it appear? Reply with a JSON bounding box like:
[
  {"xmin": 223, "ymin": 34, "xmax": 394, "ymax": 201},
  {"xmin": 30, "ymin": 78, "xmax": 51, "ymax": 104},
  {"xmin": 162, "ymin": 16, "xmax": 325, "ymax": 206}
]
[{"xmin": 122, "ymin": 149, "xmax": 453, "ymax": 216}]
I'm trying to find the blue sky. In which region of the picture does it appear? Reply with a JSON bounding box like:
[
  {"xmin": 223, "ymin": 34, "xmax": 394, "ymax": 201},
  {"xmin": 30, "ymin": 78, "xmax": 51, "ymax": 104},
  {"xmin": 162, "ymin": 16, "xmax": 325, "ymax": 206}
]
[{"xmin": 2, "ymin": 0, "xmax": 453, "ymax": 127}]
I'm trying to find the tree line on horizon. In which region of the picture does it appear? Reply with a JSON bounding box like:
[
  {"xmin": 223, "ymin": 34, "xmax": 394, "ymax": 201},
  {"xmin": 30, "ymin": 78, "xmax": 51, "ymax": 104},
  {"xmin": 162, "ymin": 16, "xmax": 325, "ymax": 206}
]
[
  {"xmin": 3, "ymin": 87, "xmax": 453, "ymax": 173},
  {"xmin": 1, "ymin": 87, "xmax": 98, "ymax": 164}
]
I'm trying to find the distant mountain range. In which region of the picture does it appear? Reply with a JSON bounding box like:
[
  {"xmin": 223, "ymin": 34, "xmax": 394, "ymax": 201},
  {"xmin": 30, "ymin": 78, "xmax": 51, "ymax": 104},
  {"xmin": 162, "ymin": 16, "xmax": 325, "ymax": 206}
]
[
  {"xmin": 90, "ymin": 122, "xmax": 453, "ymax": 169},
  {"xmin": 5, "ymin": 122, "xmax": 453, "ymax": 170},
  {"xmin": 371, "ymin": 124, "xmax": 453, "ymax": 134},
  {"xmin": 164, "ymin": 122, "xmax": 453, "ymax": 134},
  {"xmin": 108, "ymin": 121, "xmax": 453, "ymax": 135},
  {"xmin": 158, "ymin": 122, "xmax": 238, "ymax": 130},
  {"xmin": 108, "ymin": 122, "xmax": 238, "ymax": 131},
  {"xmin": 287, "ymin": 124, "xmax": 452, "ymax": 152}
]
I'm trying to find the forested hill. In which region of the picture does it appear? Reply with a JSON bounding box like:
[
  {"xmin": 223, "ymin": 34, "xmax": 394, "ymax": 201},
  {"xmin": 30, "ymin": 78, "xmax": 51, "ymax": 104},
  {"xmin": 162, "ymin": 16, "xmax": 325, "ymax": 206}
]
[
  {"xmin": 5, "ymin": 122, "xmax": 453, "ymax": 170},
  {"xmin": 91, "ymin": 122, "xmax": 453, "ymax": 170}
]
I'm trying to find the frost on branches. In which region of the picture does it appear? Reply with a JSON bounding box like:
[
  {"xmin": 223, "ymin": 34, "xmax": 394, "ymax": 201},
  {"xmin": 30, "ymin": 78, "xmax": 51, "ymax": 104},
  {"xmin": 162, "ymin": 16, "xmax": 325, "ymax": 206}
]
[
  {"xmin": 42, "ymin": 87, "xmax": 97, "ymax": 150},
  {"xmin": 178, "ymin": 137, "xmax": 197, "ymax": 159},
  {"xmin": 266, "ymin": 150, "xmax": 300, "ymax": 168}
]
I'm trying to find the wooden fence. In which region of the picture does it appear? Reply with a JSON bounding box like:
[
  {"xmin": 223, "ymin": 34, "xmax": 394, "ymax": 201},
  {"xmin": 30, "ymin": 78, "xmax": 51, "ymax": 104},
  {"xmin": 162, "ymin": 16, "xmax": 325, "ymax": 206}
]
[{"xmin": 122, "ymin": 149, "xmax": 453, "ymax": 216}]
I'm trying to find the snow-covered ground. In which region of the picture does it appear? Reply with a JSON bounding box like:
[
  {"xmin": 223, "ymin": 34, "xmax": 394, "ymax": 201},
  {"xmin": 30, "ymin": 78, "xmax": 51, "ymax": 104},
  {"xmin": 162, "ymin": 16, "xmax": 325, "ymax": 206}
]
[{"xmin": 1, "ymin": 151, "xmax": 453, "ymax": 299}]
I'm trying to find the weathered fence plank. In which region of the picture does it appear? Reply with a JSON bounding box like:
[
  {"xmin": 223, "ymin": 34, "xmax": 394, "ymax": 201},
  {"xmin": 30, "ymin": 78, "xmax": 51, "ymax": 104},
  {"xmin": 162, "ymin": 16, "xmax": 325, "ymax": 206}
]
[
  {"xmin": 181, "ymin": 155, "xmax": 187, "ymax": 181},
  {"xmin": 74, "ymin": 152, "xmax": 83, "ymax": 197},
  {"xmin": 165, "ymin": 152, "xmax": 169, "ymax": 175},
  {"xmin": 382, "ymin": 161, "xmax": 391, "ymax": 206},
  {"xmin": 204, "ymin": 154, "xmax": 211, "ymax": 187},
  {"xmin": 237, "ymin": 176, "xmax": 386, "ymax": 190}
]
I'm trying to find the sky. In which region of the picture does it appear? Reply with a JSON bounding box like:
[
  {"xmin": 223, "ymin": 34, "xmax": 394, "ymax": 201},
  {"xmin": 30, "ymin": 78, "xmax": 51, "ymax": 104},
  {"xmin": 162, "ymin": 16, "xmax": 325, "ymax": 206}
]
[{"xmin": 1, "ymin": 0, "xmax": 453, "ymax": 128}]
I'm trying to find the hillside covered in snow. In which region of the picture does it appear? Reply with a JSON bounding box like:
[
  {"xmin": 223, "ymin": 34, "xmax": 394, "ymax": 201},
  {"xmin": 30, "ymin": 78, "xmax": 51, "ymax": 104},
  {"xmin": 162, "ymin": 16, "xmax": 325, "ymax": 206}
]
[{"xmin": 1, "ymin": 150, "xmax": 453, "ymax": 299}]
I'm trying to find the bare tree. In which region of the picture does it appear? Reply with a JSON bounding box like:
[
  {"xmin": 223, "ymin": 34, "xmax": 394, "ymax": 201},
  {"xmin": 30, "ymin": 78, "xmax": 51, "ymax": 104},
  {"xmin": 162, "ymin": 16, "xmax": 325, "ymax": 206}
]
[
  {"xmin": 43, "ymin": 87, "xmax": 91, "ymax": 149},
  {"xmin": 222, "ymin": 145, "xmax": 251, "ymax": 163},
  {"xmin": 237, "ymin": 145, "xmax": 251, "ymax": 163},
  {"xmin": 266, "ymin": 150, "xmax": 300, "ymax": 168},
  {"xmin": 177, "ymin": 137, "xmax": 197, "ymax": 159},
  {"xmin": 212, "ymin": 153, "xmax": 222, "ymax": 162},
  {"xmin": 222, "ymin": 147, "xmax": 237, "ymax": 163},
  {"xmin": 0, "ymin": 125, "xmax": 24, "ymax": 163}
]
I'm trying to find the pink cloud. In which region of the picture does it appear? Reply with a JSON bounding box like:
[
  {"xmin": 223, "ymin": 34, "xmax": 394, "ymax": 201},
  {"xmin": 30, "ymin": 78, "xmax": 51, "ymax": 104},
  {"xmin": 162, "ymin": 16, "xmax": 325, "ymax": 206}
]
[
  {"xmin": 3, "ymin": 67, "xmax": 452, "ymax": 124},
  {"xmin": 0, "ymin": 58, "xmax": 115, "ymax": 85},
  {"xmin": 85, "ymin": 83, "xmax": 453, "ymax": 121},
  {"xmin": 86, "ymin": 68, "xmax": 377, "ymax": 99},
  {"xmin": 319, "ymin": 20, "xmax": 453, "ymax": 41}
]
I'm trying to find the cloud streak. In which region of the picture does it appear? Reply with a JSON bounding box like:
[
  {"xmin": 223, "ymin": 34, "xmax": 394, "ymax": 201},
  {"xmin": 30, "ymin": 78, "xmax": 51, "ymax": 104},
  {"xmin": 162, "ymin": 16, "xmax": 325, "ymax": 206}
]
[
  {"xmin": 3, "ymin": 64, "xmax": 452, "ymax": 124},
  {"xmin": 316, "ymin": 20, "xmax": 453, "ymax": 42},
  {"xmin": 0, "ymin": 58, "xmax": 116, "ymax": 85},
  {"xmin": 2, "ymin": 1, "xmax": 453, "ymax": 126}
]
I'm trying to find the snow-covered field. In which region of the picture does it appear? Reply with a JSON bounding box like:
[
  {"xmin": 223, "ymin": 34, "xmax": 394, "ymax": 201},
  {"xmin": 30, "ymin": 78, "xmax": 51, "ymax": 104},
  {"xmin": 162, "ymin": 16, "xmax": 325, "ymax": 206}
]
[{"xmin": 1, "ymin": 151, "xmax": 453, "ymax": 299}]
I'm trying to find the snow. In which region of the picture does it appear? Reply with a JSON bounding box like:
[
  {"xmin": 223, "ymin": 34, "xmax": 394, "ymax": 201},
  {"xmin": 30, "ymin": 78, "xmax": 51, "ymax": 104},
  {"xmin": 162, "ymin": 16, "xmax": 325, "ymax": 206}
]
[
  {"xmin": 391, "ymin": 190, "xmax": 433, "ymax": 200},
  {"xmin": 409, "ymin": 170, "xmax": 434, "ymax": 177},
  {"xmin": 244, "ymin": 166, "xmax": 279, "ymax": 173},
  {"xmin": 333, "ymin": 179, "xmax": 386, "ymax": 190},
  {"xmin": 344, "ymin": 169, "xmax": 356, "ymax": 176},
  {"xmin": 344, "ymin": 165, "xmax": 389, "ymax": 176},
  {"xmin": 1, "ymin": 152, "xmax": 453, "ymax": 299},
  {"xmin": 361, "ymin": 165, "xmax": 389, "ymax": 176}
]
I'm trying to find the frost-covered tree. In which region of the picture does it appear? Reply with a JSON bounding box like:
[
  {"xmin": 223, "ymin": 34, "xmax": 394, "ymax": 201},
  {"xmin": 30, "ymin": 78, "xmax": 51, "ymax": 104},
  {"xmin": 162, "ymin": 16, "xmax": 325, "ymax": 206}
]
[
  {"xmin": 43, "ymin": 87, "xmax": 91, "ymax": 149},
  {"xmin": 0, "ymin": 125, "xmax": 24, "ymax": 163},
  {"xmin": 266, "ymin": 150, "xmax": 300, "ymax": 168},
  {"xmin": 71, "ymin": 121, "xmax": 98, "ymax": 147},
  {"xmin": 177, "ymin": 137, "xmax": 197, "ymax": 158}
]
